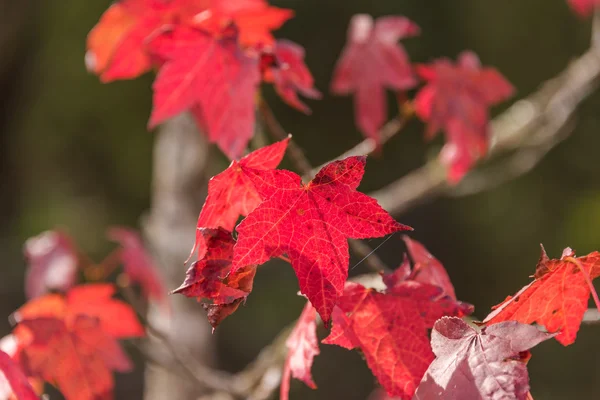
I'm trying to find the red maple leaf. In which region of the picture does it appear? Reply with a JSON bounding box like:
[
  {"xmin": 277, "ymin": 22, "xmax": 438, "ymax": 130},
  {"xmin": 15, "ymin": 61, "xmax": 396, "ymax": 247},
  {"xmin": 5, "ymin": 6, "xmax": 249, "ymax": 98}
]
[
  {"xmin": 149, "ymin": 26, "xmax": 260, "ymax": 159},
  {"xmin": 0, "ymin": 349, "xmax": 38, "ymax": 400},
  {"xmin": 483, "ymin": 246, "xmax": 600, "ymax": 345},
  {"xmin": 107, "ymin": 227, "xmax": 168, "ymax": 309},
  {"xmin": 262, "ymin": 40, "xmax": 322, "ymax": 114},
  {"xmin": 331, "ymin": 14, "xmax": 419, "ymax": 143},
  {"xmin": 23, "ymin": 230, "xmax": 78, "ymax": 300},
  {"xmin": 232, "ymin": 156, "xmax": 411, "ymax": 323},
  {"xmin": 414, "ymin": 317, "xmax": 553, "ymax": 400},
  {"xmin": 323, "ymin": 276, "xmax": 472, "ymax": 399},
  {"xmin": 12, "ymin": 284, "xmax": 144, "ymax": 400},
  {"xmin": 189, "ymin": 137, "xmax": 289, "ymax": 261},
  {"xmin": 568, "ymin": 0, "xmax": 600, "ymax": 16},
  {"xmin": 414, "ymin": 51, "xmax": 514, "ymax": 182},
  {"xmin": 280, "ymin": 302, "xmax": 319, "ymax": 400},
  {"xmin": 173, "ymin": 228, "xmax": 257, "ymax": 329}
]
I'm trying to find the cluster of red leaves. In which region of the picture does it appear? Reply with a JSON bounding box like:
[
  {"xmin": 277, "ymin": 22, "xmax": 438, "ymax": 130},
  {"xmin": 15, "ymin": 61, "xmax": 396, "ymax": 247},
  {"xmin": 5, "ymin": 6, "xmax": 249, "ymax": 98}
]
[
  {"xmin": 87, "ymin": 0, "xmax": 320, "ymax": 159},
  {"xmin": 8, "ymin": 285, "xmax": 144, "ymax": 400},
  {"xmin": 568, "ymin": 0, "xmax": 600, "ymax": 16},
  {"xmin": 331, "ymin": 15, "xmax": 514, "ymax": 182}
]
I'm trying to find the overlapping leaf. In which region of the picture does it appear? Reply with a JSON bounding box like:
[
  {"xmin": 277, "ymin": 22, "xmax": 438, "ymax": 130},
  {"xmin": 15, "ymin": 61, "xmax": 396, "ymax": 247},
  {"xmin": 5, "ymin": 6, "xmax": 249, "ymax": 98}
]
[
  {"xmin": 280, "ymin": 302, "xmax": 319, "ymax": 400},
  {"xmin": 232, "ymin": 156, "xmax": 411, "ymax": 323},
  {"xmin": 414, "ymin": 51, "xmax": 513, "ymax": 182},
  {"xmin": 262, "ymin": 40, "xmax": 322, "ymax": 113},
  {"xmin": 414, "ymin": 317, "xmax": 553, "ymax": 400},
  {"xmin": 174, "ymin": 228, "xmax": 257, "ymax": 329},
  {"xmin": 0, "ymin": 349, "xmax": 38, "ymax": 400},
  {"xmin": 483, "ymin": 246, "xmax": 600, "ymax": 345},
  {"xmin": 12, "ymin": 284, "xmax": 144, "ymax": 400},
  {"xmin": 23, "ymin": 230, "xmax": 78, "ymax": 299},
  {"xmin": 331, "ymin": 14, "xmax": 419, "ymax": 143},
  {"xmin": 323, "ymin": 276, "xmax": 472, "ymax": 399},
  {"xmin": 190, "ymin": 137, "xmax": 289, "ymax": 262},
  {"xmin": 568, "ymin": 0, "xmax": 600, "ymax": 16},
  {"xmin": 108, "ymin": 227, "xmax": 168, "ymax": 309}
]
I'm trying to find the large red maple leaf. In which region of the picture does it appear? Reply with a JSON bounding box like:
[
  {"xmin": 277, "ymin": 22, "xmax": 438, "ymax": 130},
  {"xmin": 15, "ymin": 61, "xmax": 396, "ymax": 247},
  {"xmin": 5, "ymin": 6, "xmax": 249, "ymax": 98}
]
[
  {"xmin": 149, "ymin": 26, "xmax": 260, "ymax": 159},
  {"xmin": 414, "ymin": 317, "xmax": 553, "ymax": 400},
  {"xmin": 262, "ymin": 40, "xmax": 322, "ymax": 114},
  {"xmin": 232, "ymin": 156, "xmax": 411, "ymax": 323},
  {"xmin": 189, "ymin": 137, "xmax": 289, "ymax": 262},
  {"xmin": 323, "ymin": 279, "xmax": 472, "ymax": 399},
  {"xmin": 12, "ymin": 284, "xmax": 144, "ymax": 400},
  {"xmin": 173, "ymin": 228, "xmax": 257, "ymax": 329},
  {"xmin": 331, "ymin": 14, "xmax": 419, "ymax": 143},
  {"xmin": 483, "ymin": 246, "xmax": 600, "ymax": 345},
  {"xmin": 280, "ymin": 302, "xmax": 319, "ymax": 400},
  {"xmin": 414, "ymin": 51, "xmax": 514, "ymax": 182},
  {"xmin": 23, "ymin": 230, "xmax": 78, "ymax": 300},
  {"xmin": 568, "ymin": 0, "xmax": 600, "ymax": 16}
]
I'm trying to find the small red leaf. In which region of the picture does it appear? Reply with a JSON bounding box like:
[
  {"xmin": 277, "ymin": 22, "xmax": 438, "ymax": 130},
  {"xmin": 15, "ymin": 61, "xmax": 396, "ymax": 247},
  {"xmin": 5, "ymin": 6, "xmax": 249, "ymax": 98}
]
[
  {"xmin": 107, "ymin": 227, "xmax": 168, "ymax": 309},
  {"xmin": 483, "ymin": 247, "xmax": 600, "ymax": 345},
  {"xmin": 414, "ymin": 317, "xmax": 553, "ymax": 400},
  {"xmin": 232, "ymin": 156, "xmax": 411, "ymax": 323},
  {"xmin": 280, "ymin": 302, "xmax": 319, "ymax": 400},
  {"xmin": 262, "ymin": 40, "xmax": 322, "ymax": 114},
  {"xmin": 331, "ymin": 14, "xmax": 419, "ymax": 143},
  {"xmin": 23, "ymin": 230, "xmax": 78, "ymax": 300},
  {"xmin": 414, "ymin": 51, "xmax": 514, "ymax": 182},
  {"xmin": 0, "ymin": 350, "xmax": 38, "ymax": 400},
  {"xmin": 149, "ymin": 27, "xmax": 260, "ymax": 159}
]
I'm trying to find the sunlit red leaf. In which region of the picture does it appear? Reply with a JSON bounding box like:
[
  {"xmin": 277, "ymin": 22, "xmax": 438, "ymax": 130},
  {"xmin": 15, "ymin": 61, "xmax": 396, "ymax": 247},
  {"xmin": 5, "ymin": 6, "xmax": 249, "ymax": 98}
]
[
  {"xmin": 107, "ymin": 227, "xmax": 168, "ymax": 308},
  {"xmin": 483, "ymin": 246, "xmax": 600, "ymax": 345},
  {"xmin": 414, "ymin": 51, "xmax": 514, "ymax": 182},
  {"xmin": 262, "ymin": 40, "xmax": 321, "ymax": 113},
  {"xmin": 331, "ymin": 14, "xmax": 419, "ymax": 143},
  {"xmin": 280, "ymin": 302, "xmax": 319, "ymax": 400},
  {"xmin": 323, "ymin": 275, "xmax": 472, "ymax": 399},
  {"xmin": 0, "ymin": 350, "xmax": 38, "ymax": 400},
  {"xmin": 149, "ymin": 27, "xmax": 260, "ymax": 159},
  {"xmin": 568, "ymin": 0, "xmax": 600, "ymax": 16},
  {"xmin": 189, "ymin": 137, "xmax": 289, "ymax": 261},
  {"xmin": 414, "ymin": 317, "xmax": 553, "ymax": 400},
  {"xmin": 173, "ymin": 228, "xmax": 257, "ymax": 329},
  {"xmin": 23, "ymin": 230, "xmax": 79, "ymax": 300},
  {"xmin": 232, "ymin": 156, "xmax": 411, "ymax": 323}
]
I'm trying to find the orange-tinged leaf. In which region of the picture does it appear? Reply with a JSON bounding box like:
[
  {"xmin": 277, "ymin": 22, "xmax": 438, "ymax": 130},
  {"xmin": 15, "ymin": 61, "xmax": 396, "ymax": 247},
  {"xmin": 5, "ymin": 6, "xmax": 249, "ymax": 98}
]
[
  {"xmin": 483, "ymin": 246, "xmax": 600, "ymax": 345},
  {"xmin": 232, "ymin": 156, "xmax": 411, "ymax": 323}
]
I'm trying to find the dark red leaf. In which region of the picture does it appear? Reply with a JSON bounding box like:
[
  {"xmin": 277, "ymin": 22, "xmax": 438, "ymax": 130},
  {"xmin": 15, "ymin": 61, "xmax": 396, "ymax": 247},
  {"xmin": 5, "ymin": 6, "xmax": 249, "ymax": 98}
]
[
  {"xmin": 23, "ymin": 230, "xmax": 78, "ymax": 300},
  {"xmin": 331, "ymin": 14, "xmax": 419, "ymax": 143},
  {"xmin": 149, "ymin": 27, "xmax": 260, "ymax": 159},
  {"xmin": 0, "ymin": 350, "xmax": 38, "ymax": 400},
  {"xmin": 262, "ymin": 40, "xmax": 321, "ymax": 113},
  {"xmin": 414, "ymin": 51, "xmax": 513, "ymax": 182},
  {"xmin": 232, "ymin": 156, "xmax": 411, "ymax": 323},
  {"xmin": 107, "ymin": 227, "xmax": 168, "ymax": 309},
  {"xmin": 323, "ymin": 276, "xmax": 472, "ymax": 399},
  {"xmin": 280, "ymin": 302, "xmax": 319, "ymax": 400},
  {"xmin": 483, "ymin": 246, "xmax": 600, "ymax": 345},
  {"xmin": 414, "ymin": 317, "xmax": 553, "ymax": 400},
  {"xmin": 173, "ymin": 228, "xmax": 257, "ymax": 329}
]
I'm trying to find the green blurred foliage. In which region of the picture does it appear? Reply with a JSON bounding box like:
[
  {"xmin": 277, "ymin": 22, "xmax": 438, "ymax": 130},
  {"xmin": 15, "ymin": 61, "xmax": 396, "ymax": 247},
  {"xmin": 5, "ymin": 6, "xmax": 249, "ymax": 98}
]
[{"xmin": 0, "ymin": 0, "xmax": 599, "ymax": 398}]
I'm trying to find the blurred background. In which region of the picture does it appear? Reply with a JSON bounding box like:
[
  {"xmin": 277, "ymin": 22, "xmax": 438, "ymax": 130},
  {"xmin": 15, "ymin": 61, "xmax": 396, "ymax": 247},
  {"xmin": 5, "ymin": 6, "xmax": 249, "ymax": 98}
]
[{"xmin": 1, "ymin": 0, "xmax": 599, "ymax": 399}]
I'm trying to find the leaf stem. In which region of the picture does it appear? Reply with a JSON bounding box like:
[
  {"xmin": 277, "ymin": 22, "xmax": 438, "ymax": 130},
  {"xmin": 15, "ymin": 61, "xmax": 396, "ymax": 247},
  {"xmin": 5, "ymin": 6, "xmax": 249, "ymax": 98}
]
[{"xmin": 564, "ymin": 256, "xmax": 600, "ymax": 310}]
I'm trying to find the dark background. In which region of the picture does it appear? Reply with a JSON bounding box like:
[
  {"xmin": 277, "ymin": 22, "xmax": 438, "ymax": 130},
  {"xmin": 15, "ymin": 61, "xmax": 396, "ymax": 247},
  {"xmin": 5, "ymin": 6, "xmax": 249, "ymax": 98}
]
[{"xmin": 0, "ymin": 0, "xmax": 599, "ymax": 399}]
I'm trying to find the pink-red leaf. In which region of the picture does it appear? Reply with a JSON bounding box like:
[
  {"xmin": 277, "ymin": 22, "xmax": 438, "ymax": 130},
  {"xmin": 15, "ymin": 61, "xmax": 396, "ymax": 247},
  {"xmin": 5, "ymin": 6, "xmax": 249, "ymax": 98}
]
[
  {"xmin": 232, "ymin": 156, "xmax": 411, "ymax": 323},
  {"xmin": 24, "ymin": 230, "xmax": 78, "ymax": 300},
  {"xmin": 262, "ymin": 40, "xmax": 322, "ymax": 113},
  {"xmin": 331, "ymin": 14, "xmax": 419, "ymax": 143},
  {"xmin": 414, "ymin": 317, "xmax": 553, "ymax": 400},
  {"xmin": 0, "ymin": 350, "xmax": 38, "ymax": 400},
  {"xmin": 107, "ymin": 227, "xmax": 168, "ymax": 309},
  {"xmin": 414, "ymin": 51, "xmax": 514, "ymax": 182},
  {"xmin": 323, "ymin": 277, "xmax": 472, "ymax": 399},
  {"xmin": 189, "ymin": 137, "xmax": 289, "ymax": 261},
  {"xmin": 568, "ymin": 0, "xmax": 600, "ymax": 16},
  {"xmin": 149, "ymin": 27, "xmax": 260, "ymax": 159},
  {"xmin": 483, "ymin": 246, "xmax": 600, "ymax": 345},
  {"xmin": 280, "ymin": 302, "xmax": 319, "ymax": 400},
  {"xmin": 173, "ymin": 228, "xmax": 257, "ymax": 329}
]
